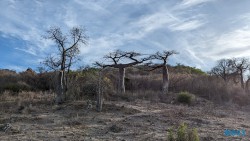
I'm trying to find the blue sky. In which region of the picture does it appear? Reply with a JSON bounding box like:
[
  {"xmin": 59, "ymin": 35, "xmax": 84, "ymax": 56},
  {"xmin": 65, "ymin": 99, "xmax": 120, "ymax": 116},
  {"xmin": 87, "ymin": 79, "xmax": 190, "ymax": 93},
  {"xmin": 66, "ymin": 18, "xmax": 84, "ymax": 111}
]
[{"xmin": 1, "ymin": 0, "xmax": 250, "ymax": 72}]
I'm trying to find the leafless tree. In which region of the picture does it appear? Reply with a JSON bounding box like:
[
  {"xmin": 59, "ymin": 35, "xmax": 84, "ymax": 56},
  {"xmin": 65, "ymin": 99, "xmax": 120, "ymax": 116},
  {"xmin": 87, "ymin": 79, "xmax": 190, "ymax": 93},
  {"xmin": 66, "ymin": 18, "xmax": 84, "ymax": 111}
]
[
  {"xmin": 231, "ymin": 58, "xmax": 250, "ymax": 89},
  {"xmin": 43, "ymin": 26, "xmax": 88, "ymax": 104},
  {"xmin": 210, "ymin": 59, "xmax": 234, "ymax": 83},
  {"xmin": 96, "ymin": 50, "xmax": 147, "ymax": 94},
  {"xmin": 147, "ymin": 50, "xmax": 178, "ymax": 94}
]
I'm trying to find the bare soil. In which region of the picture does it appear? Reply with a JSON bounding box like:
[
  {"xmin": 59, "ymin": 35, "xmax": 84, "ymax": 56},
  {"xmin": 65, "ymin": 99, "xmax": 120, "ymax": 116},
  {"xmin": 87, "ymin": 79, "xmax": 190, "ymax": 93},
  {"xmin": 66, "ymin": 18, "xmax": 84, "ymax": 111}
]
[{"xmin": 0, "ymin": 98, "xmax": 250, "ymax": 141}]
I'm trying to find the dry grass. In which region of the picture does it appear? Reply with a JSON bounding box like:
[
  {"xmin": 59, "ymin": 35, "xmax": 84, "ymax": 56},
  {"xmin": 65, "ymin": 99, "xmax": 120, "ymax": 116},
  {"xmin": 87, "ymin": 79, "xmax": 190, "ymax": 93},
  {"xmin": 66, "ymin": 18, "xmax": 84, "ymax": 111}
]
[
  {"xmin": 0, "ymin": 91, "xmax": 249, "ymax": 140},
  {"xmin": 0, "ymin": 91, "xmax": 54, "ymax": 102}
]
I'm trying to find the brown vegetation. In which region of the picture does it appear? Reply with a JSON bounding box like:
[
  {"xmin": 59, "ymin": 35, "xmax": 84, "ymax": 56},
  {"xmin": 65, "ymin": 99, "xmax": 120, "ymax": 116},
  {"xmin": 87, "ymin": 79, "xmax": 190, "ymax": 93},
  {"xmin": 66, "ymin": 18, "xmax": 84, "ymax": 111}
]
[{"xmin": 1, "ymin": 56, "xmax": 250, "ymax": 140}]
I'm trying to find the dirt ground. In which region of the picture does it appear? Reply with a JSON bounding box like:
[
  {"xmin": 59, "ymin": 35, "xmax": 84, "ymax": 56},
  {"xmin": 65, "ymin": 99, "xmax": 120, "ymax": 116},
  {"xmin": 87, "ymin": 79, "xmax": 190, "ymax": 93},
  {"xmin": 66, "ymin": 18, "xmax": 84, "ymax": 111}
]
[{"xmin": 0, "ymin": 97, "xmax": 250, "ymax": 141}]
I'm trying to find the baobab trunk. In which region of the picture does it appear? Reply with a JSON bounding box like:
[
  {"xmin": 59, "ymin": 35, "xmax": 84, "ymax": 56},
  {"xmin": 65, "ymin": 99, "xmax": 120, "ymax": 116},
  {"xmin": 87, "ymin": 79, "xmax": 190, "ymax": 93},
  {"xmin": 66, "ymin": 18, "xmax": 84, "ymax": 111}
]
[
  {"xmin": 240, "ymin": 71, "xmax": 244, "ymax": 89},
  {"xmin": 162, "ymin": 65, "xmax": 169, "ymax": 94},
  {"xmin": 118, "ymin": 67, "xmax": 125, "ymax": 94},
  {"xmin": 96, "ymin": 70, "xmax": 103, "ymax": 112},
  {"xmin": 56, "ymin": 70, "xmax": 65, "ymax": 104},
  {"xmin": 245, "ymin": 78, "xmax": 250, "ymax": 93}
]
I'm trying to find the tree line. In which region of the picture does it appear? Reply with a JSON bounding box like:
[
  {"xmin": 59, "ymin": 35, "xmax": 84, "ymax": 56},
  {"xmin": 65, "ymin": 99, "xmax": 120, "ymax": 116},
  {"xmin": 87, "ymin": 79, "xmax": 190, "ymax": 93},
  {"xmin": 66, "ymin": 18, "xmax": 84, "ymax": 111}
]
[
  {"xmin": 42, "ymin": 26, "xmax": 179, "ymax": 106},
  {"xmin": 5, "ymin": 25, "xmax": 245, "ymax": 111},
  {"xmin": 210, "ymin": 58, "xmax": 250, "ymax": 91},
  {"xmin": 3, "ymin": 27, "xmax": 247, "ymax": 111}
]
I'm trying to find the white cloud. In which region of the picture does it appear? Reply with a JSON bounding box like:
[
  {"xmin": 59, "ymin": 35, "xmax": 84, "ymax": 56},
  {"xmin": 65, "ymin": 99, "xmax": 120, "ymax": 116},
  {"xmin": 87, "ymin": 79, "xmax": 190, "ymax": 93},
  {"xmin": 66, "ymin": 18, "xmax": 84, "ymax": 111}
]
[
  {"xmin": 14, "ymin": 47, "xmax": 37, "ymax": 56},
  {"xmin": 177, "ymin": 0, "xmax": 214, "ymax": 9},
  {"xmin": 202, "ymin": 26, "xmax": 250, "ymax": 59},
  {"xmin": 135, "ymin": 12, "xmax": 177, "ymax": 32},
  {"xmin": 169, "ymin": 20, "xmax": 205, "ymax": 31},
  {"xmin": 216, "ymin": 26, "xmax": 250, "ymax": 51},
  {"xmin": 73, "ymin": 0, "xmax": 109, "ymax": 13},
  {"xmin": 1, "ymin": 0, "xmax": 250, "ymax": 72}
]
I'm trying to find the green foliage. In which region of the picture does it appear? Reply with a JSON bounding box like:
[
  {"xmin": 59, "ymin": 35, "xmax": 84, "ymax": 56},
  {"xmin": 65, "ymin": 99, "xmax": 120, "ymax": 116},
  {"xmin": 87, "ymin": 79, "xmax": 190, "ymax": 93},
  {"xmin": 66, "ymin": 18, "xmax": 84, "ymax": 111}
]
[
  {"xmin": 188, "ymin": 128, "xmax": 199, "ymax": 141},
  {"xmin": 167, "ymin": 123, "xmax": 200, "ymax": 141},
  {"xmin": 174, "ymin": 64, "xmax": 206, "ymax": 75},
  {"xmin": 168, "ymin": 127, "xmax": 175, "ymax": 141},
  {"xmin": 177, "ymin": 123, "xmax": 187, "ymax": 141},
  {"xmin": 177, "ymin": 91, "xmax": 193, "ymax": 105}
]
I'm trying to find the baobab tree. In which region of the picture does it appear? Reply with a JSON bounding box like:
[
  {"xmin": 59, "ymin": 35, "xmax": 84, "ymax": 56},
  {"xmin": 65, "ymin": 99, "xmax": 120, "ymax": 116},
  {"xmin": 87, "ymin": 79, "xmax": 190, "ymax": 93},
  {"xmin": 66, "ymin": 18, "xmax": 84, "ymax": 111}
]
[
  {"xmin": 43, "ymin": 26, "xmax": 88, "ymax": 104},
  {"xmin": 231, "ymin": 58, "xmax": 249, "ymax": 89},
  {"xmin": 97, "ymin": 50, "xmax": 147, "ymax": 94},
  {"xmin": 210, "ymin": 59, "xmax": 234, "ymax": 83},
  {"xmin": 147, "ymin": 50, "xmax": 178, "ymax": 94}
]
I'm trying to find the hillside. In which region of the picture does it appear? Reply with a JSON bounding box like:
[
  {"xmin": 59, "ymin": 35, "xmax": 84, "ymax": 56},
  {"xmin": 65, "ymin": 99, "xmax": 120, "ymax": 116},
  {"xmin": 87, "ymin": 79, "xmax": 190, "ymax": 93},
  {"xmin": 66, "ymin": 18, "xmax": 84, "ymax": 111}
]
[
  {"xmin": 0, "ymin": 65, "xmax": 250, "ymax": 141},
  {"xmin": 0, "ymin": 93, "xmax": 249, "ymax": 141}
]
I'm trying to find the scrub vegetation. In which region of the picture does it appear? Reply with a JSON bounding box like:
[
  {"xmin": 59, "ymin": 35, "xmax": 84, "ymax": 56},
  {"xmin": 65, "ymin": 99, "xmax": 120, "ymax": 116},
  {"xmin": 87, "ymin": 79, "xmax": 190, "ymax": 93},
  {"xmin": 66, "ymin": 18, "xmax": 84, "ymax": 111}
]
[{"xmin": 1, "ymin": 27, "xmax": 250, "ymax": 140}]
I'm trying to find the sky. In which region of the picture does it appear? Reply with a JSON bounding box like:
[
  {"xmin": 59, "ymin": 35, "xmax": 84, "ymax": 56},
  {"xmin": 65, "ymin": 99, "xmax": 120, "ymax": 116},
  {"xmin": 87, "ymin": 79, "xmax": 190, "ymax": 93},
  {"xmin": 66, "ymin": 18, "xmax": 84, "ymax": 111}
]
[{"xmin": 1, "ymin": 0, "xmax": 250, "ymax": 72}]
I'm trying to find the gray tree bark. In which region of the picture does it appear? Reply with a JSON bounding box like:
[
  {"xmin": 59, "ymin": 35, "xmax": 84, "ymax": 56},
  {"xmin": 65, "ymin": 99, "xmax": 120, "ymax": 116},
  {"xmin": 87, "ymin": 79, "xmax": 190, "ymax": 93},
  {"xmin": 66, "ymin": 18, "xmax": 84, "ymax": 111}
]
[
  {"xmin": 96, "ymin": 70, "xmax": 103, "ymax": 112},
  {"xmin": 240, "ymin": 70, "xmax": 245, "ymax": 89},
  {"xmin": 162, "ymin": 65, "xmax": 169, "ymax": 94},
  {"xmin": 55, "ymin": 71, "xmax": 64, "ymax": 104},
  {"xmin": 56, "ymin": 52, "xmax": 66, "ymax": 104},
  {"xmin": 118, "ymin": 67, "xmax": 125, "ymax": 94}
]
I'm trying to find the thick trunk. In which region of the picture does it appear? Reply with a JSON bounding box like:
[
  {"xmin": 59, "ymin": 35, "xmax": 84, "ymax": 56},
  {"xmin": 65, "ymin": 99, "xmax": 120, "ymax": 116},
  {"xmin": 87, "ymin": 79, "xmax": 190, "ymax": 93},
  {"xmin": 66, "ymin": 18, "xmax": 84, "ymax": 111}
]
[
  {"xmin": 65, "ymin": 57, "xmax": 72, "ymax": 92},
  {"xmin": 56, "ymin": 52, "xmax": 66, "ymax": 104},
  {"xmin": 162, "ymin": 65, "xmax": 169, "ymax": 94},
  {"xmin": 96, "ymin": 70, "xmax": 103, "ymax": 112},
  {"xmin": 246, "ymin": 78, "xmax": 250, "ymax": 92},
  {"xmin": 240, "ymin": 70, "xmax": 244, "ymax": 89},
  {"xmin": 56, "ymin": 70, "xmax": 65, "ymax": 104},
  {"xmin": 118, "ymin": 67, "xmax": 125, "ymax": 94}
]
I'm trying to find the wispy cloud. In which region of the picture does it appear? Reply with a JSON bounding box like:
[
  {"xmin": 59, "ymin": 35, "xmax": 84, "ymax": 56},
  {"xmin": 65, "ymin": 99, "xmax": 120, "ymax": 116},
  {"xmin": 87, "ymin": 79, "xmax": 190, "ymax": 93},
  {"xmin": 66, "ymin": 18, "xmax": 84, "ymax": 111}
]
[
  {"xmin": 177, "ymin": 0, "xmax": 215, "ymax": 9},
  {"xmin": 216, "ymin": 26, "xmax": 250, "ymax": 54},
  {"xmin": 135, "ymin": 12, "xmax": 176, "ymax": 33},
  {"xmin": 1, "ymin": 0, "xmax": 250, "ymax": 72},
  {"xmin": 14, "ymin": 47, "xmax": 37, "ymax": 56},
  {"xmin": 211, "ymin": 27, "xmax": 250, "ymax": 57},
  {"xmin": 169, "ymin": 20, "xmax": 205, "ymax": 31}
]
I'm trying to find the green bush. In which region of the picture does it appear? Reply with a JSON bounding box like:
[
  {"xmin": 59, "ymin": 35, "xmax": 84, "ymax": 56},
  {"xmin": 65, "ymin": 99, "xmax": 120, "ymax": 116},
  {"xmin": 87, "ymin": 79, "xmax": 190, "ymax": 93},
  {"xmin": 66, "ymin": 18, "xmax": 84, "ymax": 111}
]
[
  {"xmin": 177, "ymin": 91, "xmax": 193, "ymax": 105},
  {"xmin": 168, "ymin": 127, "xmax": 175, "ymax": 141},
  {"xmin": 167, "ymin": 123, "xmax": 199, "ymax": 141},
  {"xmin": 177, "ymin": 123, "xmax": 187, "ymax": 141},
  {"xmin": 188, "ymin": 128, "xmax": 199, "ymax": 141}
]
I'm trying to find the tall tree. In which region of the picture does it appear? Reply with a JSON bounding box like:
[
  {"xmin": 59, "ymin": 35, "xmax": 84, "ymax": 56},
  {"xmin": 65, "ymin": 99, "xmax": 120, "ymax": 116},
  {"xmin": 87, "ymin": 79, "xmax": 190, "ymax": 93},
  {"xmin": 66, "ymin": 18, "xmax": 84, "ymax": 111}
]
[
  {"xmin": 231, "ymin": 58, "xmax": 249, "ymax": 89},
  {"xmin": 97, "ymin": 50, "xmax": 147, "ymax": 94},
  {"xmin": 147, "ymin": 50, "xmax": 178, "ymax": 94},
  {"xmin": 43, "ymin": 26, "xmax": 88, "ymax": 104}
]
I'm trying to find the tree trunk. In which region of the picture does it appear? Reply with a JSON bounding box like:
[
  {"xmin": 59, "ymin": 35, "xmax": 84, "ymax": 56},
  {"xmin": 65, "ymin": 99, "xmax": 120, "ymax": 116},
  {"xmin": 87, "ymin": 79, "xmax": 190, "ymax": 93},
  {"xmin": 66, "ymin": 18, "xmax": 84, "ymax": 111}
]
[
  {"xmin": 162, "ymin": 65, "xmax": 169, "ymax": 94},
  {"xmin": 240, "ymin": 70, "xmax": 244, "ymax": 89},
  {"xmin": 245, "ymin": 77, "xmax": 250, "ymax": 93},
  {"xmin": 118, "ymin": 67, "xmax": 125, "ymax": 94},
  {"xmin": 65, "ymin": 57, "xmax": 72, "ymax": 92},
  {"xmin": 56, "ymin": 52, "xmax": 66, "ymax": 104},
  {"xmin": 56, "ymin": 70, "xmax": 65, "ymax": 104},
  {"xmin": 96, "ymin": 70, "xmax": 103, "ymax": 112}
]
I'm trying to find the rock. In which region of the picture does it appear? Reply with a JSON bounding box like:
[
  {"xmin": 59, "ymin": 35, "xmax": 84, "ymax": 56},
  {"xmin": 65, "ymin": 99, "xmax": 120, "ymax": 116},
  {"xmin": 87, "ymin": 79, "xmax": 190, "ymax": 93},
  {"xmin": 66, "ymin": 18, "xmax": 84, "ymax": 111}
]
[
  {"xmin": 109, "ymin": 124, "xmax": 122, "ymax": 133},
  {"xmin": 0, "ymin": 123, "xmax": 12, "ymax": 132}
]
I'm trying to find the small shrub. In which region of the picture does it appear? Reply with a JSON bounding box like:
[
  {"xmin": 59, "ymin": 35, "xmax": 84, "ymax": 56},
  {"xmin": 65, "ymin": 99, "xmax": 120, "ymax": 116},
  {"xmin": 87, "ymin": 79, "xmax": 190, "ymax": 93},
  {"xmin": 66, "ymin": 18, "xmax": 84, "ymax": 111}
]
[
  {"xmin": 177, "ymin": 91, "xmax": 193, "ymax": 105},
  {"xmin": 168, "ymin": 127, "xmax": 175, "ymax": 141},
  {"xmin": 177, "ymin": 123, "xmax": 187, "ymax": 141},
  {"xmin": 167, "ymin": 123, "xmax": 200, "ymax": 141},
  {"xmin": 188, "ymin": 128, "xmax": 199, "ymax": 141}
]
